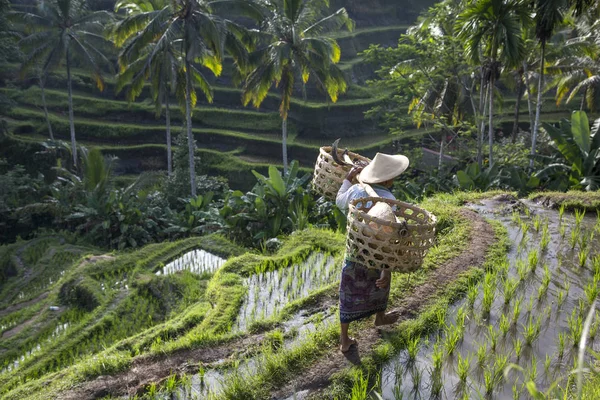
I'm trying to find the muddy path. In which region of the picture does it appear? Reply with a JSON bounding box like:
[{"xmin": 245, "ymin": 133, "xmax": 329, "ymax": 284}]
[{"xmin": 272, "ymin": 208, "xmax": 495, "ymax": 399}]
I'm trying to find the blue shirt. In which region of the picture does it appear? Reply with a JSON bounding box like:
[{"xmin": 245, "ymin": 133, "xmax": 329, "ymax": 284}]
[{"xmin": 336, "ymin": 180, "xmax": 396, "ymax": 212}]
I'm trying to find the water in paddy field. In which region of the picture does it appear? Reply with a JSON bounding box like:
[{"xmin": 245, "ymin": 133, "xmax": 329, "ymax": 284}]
[
  {"xmin": 234, "ymin": 252, "xmax": 338, "ymax": 332},
  {"xmin": 164, "ymin": 253, "xmax": 340, "ymax": 399},
  {"xmin": 155, "ymin": 249, "xmax": 226, "ymax": 276},
  {"xmin": 378, "ymin": 198, "xmax": 600, "ymax": 400}
]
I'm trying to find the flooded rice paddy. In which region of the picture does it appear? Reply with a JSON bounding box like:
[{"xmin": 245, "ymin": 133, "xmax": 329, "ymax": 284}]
[
  {"xmin": 156, "ymin": 249, "xmax": 226, "ymax": 276},
  {"xmin": 378, "ymin": 199, "xmax": 600, "ymax": 399},
  {"xmin": 235, "ymin": 252, "xmax": 337, "ymax": 332}
]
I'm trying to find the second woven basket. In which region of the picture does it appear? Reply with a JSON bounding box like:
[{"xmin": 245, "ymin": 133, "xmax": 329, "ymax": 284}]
[{"xmin": 346, "ymin": 197, "xmax": 437, "ymax": 272}]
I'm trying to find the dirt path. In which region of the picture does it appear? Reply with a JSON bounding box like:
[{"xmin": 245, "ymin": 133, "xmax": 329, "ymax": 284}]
[{"xmin": 272, "ymin": 208, "xmax": 495, "ymax": 399}]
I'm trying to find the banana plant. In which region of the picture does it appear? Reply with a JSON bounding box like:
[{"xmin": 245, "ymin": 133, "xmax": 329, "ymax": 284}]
[
  {"xmin": 541, "ymin": 111, "xmax": 600, "ymax": 191},
  {"xmin": 455, "ymin": 163, "xmax": 501, "ymax": 191}
]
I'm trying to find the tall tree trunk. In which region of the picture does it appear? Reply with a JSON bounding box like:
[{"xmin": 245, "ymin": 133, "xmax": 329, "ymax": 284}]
[
  {"xmin": 511, "ymin": 72, "xmax": 524, "ymax": 143},
  {"xmin": 438, "ymin": 130, "xmax": 446, "ymax": 171},
  {"xmin": 66, "ymin": 49, "xmax": 77, "ymax": 167},
  {"xmin": 488, "ymin": 74, "xmax": 495, "ymax": 167},
  {"xmin": 523, "ymin": 61, "xmax": 535, "ymax": 134},
  {"xmin": 530, "ymin": 41, "xmax": 546, "ymax": 170},
  {"xmin": 40, "ymin": 75, "xmax": 54, "ymax": 141},
  {"xmin": 185, "ymin": 61, "xmax": 197, "ymax": 197},
  {"xmin": 165, "ymin": 97, "xmax": 172, "ymax": 177},
  {"xmin": 477, "ymin": 71, "xmax": 486, "ymax": 168},
  {"xmin": 282, "ymin": 117, "xmax": 288, "ymax": 174},
  {"xmin": 480, "ymin": 83, "xmax": 489, "ymax": 167}
]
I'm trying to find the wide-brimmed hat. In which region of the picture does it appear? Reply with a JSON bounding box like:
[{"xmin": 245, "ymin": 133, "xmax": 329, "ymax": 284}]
[{"xmin": 358, "ymin": 153, "xmax": 409, "ymax": 184}]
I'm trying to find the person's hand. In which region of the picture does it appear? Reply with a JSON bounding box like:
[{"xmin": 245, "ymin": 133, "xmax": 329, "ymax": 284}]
[
  {"xmin": 376, "ymin": 270, "xmax": 391, "ymax": 289},
  {"xmin": 345, "ymin": 165, "xmax": 364, "ymax": 181}
]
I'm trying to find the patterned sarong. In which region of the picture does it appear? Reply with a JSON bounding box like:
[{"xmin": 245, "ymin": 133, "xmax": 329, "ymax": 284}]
[{"xmin": 339, "ymin": 260, "xmax": 390, "ymax": 323}]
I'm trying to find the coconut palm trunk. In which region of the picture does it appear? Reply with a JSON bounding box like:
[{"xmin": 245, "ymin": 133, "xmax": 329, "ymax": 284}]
[
  {"xmin": 488, "ymin": 71, "xmax": 495, "ymax": 166},
  {"xmin": 282, "ymin": 117, "xmax": 288, "ymax": 174},
  {"xmin": 185, "ymin": 61, "xmax": 197, "ymax": 197},
  {"xmin": 438, "ymin": 131, "xmax": 446, "ymax": 171},
  {"xmin": 477, "ymin": 71, "xmax": 486, "ymax": 168},
  {"xmin": 40, "ymin": 75, "xmax": 54, "ymax": 140},
  {"xmin": 522, "ymin": 61, "xmax": 535, "ymax": 134},
  {"xmin": 529, "ymin": 41, "xmax": 546, "ymax": 170},
  {"xmin": 66, "ymin": 48, "xmax": 77, "ymax": 167},
  {"xmin": 165, "ymin": 96, "xmax": 172, "ymax": 176},
  {"xmin": 511, "ymin": 72, "xmax": 523, "ymax": 142}
]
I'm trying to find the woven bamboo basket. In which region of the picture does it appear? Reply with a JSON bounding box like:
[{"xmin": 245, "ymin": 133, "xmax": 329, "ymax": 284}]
[
  {"xmin": 312, "ymin": 146, "xmax": 371, "ymax": 201},
  {"xmin": 346, "ymin": 197, "xmax": 437, "ymax": 272}
]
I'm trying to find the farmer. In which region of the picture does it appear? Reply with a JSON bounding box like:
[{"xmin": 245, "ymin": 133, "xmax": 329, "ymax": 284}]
[{"xmin": 336, "ymin": 153, "xmax": 410, "ymax": 353}]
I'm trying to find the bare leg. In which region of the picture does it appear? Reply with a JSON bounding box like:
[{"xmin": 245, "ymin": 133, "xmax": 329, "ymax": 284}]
[
  {"xmin": 340, "ymin": 322, "xmax": 357, "ymax": 352},
  {"xmin": 374, "ymin": 310, "xmax": 398, "ymax": 326}
]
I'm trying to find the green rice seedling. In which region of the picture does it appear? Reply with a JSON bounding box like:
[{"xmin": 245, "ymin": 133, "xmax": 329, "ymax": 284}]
[
  {"xmin": 528, "ymin": 354, "xmax": 538, "ymax": 382},
  {"xmin": 499, "ymin": 314, "xmax": 510, "ymax": 337},
  {"xmin": 435, "ymin": 307, "xmax": 447, "ymax": 330},
  {"xmin": 494, "ymin": 353, "xmax": 509, "ymax": 383},
  {"xmin": 513, "ymin": 338, "xmax": 523, "ymax": 360},
  {"xmin": 544, "ymin": 354, "xmax": 552, "ymax": 374},
  {"xmin": 486, "ymin": 325, "xmax": 499, "ymax": 352},
  {"xmin": 568, "ymin": 308, "xmax": 583, "ymax": 346},
  {"xmin": 512, "ymin": 296, "xmax": 523, "ymax": 325},
  {"xmin": 164, "ymin": 374, "xmax": 177, "ymax": 393},
  {"xmin": 456, "ymin": 353, "xmax": 471, "ymax": 383},
  {"xmin": 516, "ymin": 259, "xmax": 529, "ymax": 281},
  {"xmin": 570, "ymin": 227, "xmax": 580, "ymax": 249},
  {"xmin": 522, "ymin": 315, "xmax": 541, "ymax": 346},
  {"xmin": 585, "ymin": 278, "xmax": 600, "ymax": 305},
  {"xmin": 559, "ymin": 204, "xmax": 565, "ymax": 221},
  {"xmin": 524, "ymin": 207, "xmax": 531, "ymax": 217},
  {"xmin": 579, "ymin": 247, "xmax": 590, "ymax": 267},
  {"xmin": 444, "ymin": 325, "xmax": 462, "ymax": 356},
  {"xmin": 513, "ymin": 384, "xmax": 520, "ymax": 400},
  {"xmin": 406, "ymin": 336, "xmax": 420, "ymax": 362},
  {"xmin": 564, "ymin": 276, "xmax": 571, "ymax": 293},
  {"xmin": 456, "ymin": 306, "xmax": 467, "ymax": 330},
  {"xmin": 532, "ymin": 215, "xmax": 542, "ymax": 232},
  {"xmin": 589, "ymin": 312, "xmax": 600, "ymax": 339},
  {"xmin": 467, "ymin": 282, "xmax": 478, "ymax": 308},
  {"xmin": 528, "ymin": 250, "xmax": 539, "ymax": 272},
  {"xmin": 540, "ymin": 224, "xmax": 550, "ymax": 252},
  {"xmin": 557, "ymin": 332, "xmax": 566, "ymax": 359},
  {"xmin": 594, "ymin": 255, "xmax": 600, "ymax": 275},
  {"xmin": 481, "ymin": 273, "xmax": 496, "ymax": 315},
  {"xmin": 526, "ymin": 295, "xmax": 535, "ymax": 315},
  {"xmin": 147, "ymin": 383, "xmax": 158, "ymax": 398},
  {"xmin": 560, "ymin": 224, "xmax": 566, "ymax": 238},
  {"xmin": 477, "ymin": 343, "xmax": 488, "ymax": 367},
  {"xmin": 350, "ymin": 370, "xmax": 369, "ymax": 400},
  {"xmin": 503, "ymin": 276, "xmax": 519, "ymax": 305},
  {"xmin": 512, "ymin": 210, "xmax": 521, "ymax": 224},
  {"xmin": 431, "ymin": 341, "xmax": 443, "ymax": 371},
  {"xmin": 575, "ymin": 208, "xmax": 586, "ymax": 226},
  {"xmin": 484, "ymin": 368, "xmax": 495, "ymax": 395}
]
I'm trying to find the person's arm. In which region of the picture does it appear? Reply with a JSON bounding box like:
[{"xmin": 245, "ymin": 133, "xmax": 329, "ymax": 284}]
[{"xmin": 336, "ymin": 165, "xmax": 363, "ymax": 210}]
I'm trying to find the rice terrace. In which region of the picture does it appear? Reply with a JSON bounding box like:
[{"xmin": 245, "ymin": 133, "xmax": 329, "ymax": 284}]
[{"xmin": 2, "ymin": 0, "xmax": 600, "ymax": 399}]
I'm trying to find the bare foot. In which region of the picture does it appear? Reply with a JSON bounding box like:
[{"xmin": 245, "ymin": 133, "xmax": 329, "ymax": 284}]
[
  {"xmin": 375, "ymin": 312, "xmax": 399, "ymax": 327},
  {"xmin": 340, "ymin": 337, "xmax": 357, "ymax": 353}
]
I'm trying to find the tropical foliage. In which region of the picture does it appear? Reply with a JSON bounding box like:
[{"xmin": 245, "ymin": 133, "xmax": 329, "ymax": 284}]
[
  {"xmin": 241, "ymin": 0, "xmax": 353, "ymax": 172},
  {"xmin": 15, "ymin": 0, "xmax": 113, "ymax": 166}
]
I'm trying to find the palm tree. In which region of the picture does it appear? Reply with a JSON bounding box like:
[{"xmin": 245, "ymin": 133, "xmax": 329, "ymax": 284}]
[
  {"xmin": 113, "ymin": 0, "xmax": 254, "ymax": 196},
  {"xmin": 15, "ymin": 0, "xmax": 113, "ymax": 167},
  {"xmin": 529, "ymin": 0, "xmax": 567, "ymax": 170},
  {"xmin": 457, "ymin": 0, "xmax": 530, "ymax": 166},
  {"xmin": 241, "ymin": 0, "xmax": 353, "ymax": 173},
  {"xmin": 114, "ymin": 0, "xmax": 181, "ymax": 177}
]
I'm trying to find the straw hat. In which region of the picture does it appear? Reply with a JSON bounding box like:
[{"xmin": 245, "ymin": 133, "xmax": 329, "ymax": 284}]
[{"xmin": 359, "ymin": 153, "xmax": 409, "ymax": 184}]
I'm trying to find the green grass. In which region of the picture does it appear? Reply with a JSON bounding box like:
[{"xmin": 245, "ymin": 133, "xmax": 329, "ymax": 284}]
[{"xmin": 529, "ymin": 191, "xmax": 600, "ymax": 212}]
